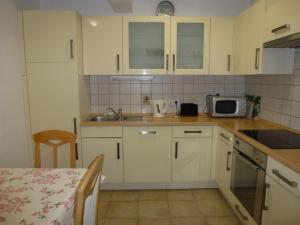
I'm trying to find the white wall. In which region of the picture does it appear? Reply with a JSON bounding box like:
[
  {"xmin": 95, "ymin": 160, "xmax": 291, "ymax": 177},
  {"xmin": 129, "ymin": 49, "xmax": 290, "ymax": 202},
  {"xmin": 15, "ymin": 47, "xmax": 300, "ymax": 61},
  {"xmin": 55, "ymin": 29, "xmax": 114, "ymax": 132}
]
[
  {"xmin": 40, "ymin": 0, "xmax": 251, "ymax": 16},
  {"xmin": 0, "ymin": 0, "xmax": 31, "ymax": 167}
]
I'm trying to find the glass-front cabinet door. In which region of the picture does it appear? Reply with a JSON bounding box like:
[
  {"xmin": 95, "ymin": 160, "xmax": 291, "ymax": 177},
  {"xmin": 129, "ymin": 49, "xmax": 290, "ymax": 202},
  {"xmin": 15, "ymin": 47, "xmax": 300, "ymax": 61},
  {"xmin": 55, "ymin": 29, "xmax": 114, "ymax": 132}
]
[
  {"xmin": 123, "ymin": 17, "xmax": 170, "ymax": 75},
  {"xmin": 171, "ymin": 17, "xmax": 210, "ymax": 75}
]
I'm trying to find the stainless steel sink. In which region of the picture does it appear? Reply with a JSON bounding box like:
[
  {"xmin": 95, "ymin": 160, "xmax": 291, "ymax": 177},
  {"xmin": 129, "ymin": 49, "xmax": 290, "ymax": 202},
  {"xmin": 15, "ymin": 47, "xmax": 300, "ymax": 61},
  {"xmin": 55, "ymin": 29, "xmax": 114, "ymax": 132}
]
[{"xmin": 88, "ymin": 115, "xmax": 144, "ymax": 122}]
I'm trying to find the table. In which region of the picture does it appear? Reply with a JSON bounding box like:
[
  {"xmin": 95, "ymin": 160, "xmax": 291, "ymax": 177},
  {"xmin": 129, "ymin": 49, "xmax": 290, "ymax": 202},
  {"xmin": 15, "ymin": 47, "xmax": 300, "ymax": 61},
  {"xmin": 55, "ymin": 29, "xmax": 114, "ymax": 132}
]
[{"xmin": 0, "ymin": 168, "xmax": 87, "ymax": 225}]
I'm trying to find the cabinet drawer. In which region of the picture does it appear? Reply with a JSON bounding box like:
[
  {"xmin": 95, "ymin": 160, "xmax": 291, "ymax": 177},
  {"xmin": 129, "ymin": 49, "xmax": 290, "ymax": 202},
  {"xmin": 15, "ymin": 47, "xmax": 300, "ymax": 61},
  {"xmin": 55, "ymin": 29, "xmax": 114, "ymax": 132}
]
[
  {"xmin": 173, "ymin": 126, "xmax": 212, "ymax": 138},
  {"xmin": 267, "ymin": 157, "xmax": 300, "ymax": 198},
  {"xmin": 81, "ymin": 126, "xmax": 122, "ymax": 138}
]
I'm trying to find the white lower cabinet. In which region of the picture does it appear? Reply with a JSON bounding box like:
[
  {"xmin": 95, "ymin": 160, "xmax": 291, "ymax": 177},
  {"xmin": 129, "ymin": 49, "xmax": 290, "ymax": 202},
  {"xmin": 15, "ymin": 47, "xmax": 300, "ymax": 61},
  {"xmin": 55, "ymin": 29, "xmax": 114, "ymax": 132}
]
[
  {"xmin": 123, "ymin": 127, "xmax": 172, "ymax": 183},
  {"xmin": 172, "ymin": 138, "xmax": 212, "ymax": 182},
  {"xmin": 261, "ymin": 175, "xmax": 300, "ymax": 225},
  {"xmin": 215, "ymin": 127, "xmax": 233, "ymax": 200},
  {"xmin": 82, "ymin": 138, "xmax": 123, "ymax": 183}
]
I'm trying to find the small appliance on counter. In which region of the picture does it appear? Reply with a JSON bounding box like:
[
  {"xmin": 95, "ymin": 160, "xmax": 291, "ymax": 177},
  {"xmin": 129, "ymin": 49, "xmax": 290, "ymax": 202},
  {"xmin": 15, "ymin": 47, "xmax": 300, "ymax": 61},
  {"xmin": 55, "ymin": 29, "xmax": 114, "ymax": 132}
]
[
  {"xmin": 152, "ymin": 99, "xmax": 168, "ymax": 117},
  {"xmin": 180, "ymin": 103, "xmax": 198, "ymax": 117},
  {"xmin": 206, "ymin": 95, "xmax": 246, "ymax": 118}
]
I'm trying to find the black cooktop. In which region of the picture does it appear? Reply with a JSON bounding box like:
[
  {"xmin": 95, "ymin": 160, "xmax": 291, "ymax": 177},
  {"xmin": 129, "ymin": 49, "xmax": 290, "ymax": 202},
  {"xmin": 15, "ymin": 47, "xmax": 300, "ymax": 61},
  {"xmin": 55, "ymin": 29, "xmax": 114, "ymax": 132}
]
[{"xmin": 239, "ymin": 129, "xmax": 300, "ymax": 149}]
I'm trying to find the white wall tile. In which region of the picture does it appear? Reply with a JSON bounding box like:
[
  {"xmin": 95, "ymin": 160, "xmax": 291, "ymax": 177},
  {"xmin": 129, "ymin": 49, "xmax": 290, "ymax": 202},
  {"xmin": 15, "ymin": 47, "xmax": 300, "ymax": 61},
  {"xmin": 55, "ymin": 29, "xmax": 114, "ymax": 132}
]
[
  {"xmin": 131, "ymin": 83, "xmax": 141, "ymax": 94},
  {"xmin": 120, "ymin": 83, "xmax": 130, "ymax": 94},
  {"xmin": 109, "ymin": 94, "xmax": 120, "ymax": 105},
  {"xmin": 141, "ymin": 83, "xmax": 151, "ymax": 94},
  {"xmin": 152, "ymin": 83, "xmax": 163, "ymax": 94},
  {"xmin": 120, "ymin": 94, "xmax": 131, "ymax": 104},
  {"xmin": 163, "ymin": 84, "xmax": 172, "ymax": 93},
  {"xmin": 131, "ymin": 94, "xmax": 141, "ymax": 104}
]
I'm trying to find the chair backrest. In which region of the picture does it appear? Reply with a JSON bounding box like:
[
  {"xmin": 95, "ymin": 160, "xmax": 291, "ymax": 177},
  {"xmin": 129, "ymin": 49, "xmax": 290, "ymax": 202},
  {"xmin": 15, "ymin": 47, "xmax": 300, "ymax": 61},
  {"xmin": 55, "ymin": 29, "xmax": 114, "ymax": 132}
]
[
  {"xmin": 74, "ymin": 155, "xmax": 104, "ymax": 225},
  {"xmin": 33, "ymin": 130, "xmax": 77, "ymax": 168}
]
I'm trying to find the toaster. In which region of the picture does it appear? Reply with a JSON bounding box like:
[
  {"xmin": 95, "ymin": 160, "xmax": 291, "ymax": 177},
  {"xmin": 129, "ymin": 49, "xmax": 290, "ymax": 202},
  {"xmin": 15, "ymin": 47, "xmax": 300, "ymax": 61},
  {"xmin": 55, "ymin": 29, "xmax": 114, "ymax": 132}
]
[{"xmin": 180, "ymin": 103, "xmax": 198, "ymax": 117}]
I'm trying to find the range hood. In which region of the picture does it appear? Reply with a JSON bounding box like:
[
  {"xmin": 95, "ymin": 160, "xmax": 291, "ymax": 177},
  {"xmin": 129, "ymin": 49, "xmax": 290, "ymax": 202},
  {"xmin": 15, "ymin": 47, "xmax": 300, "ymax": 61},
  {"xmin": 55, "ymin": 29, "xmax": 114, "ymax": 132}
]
[{"xmin": 264, "ymin": 32, "xmax": 300, "ymax": 48}]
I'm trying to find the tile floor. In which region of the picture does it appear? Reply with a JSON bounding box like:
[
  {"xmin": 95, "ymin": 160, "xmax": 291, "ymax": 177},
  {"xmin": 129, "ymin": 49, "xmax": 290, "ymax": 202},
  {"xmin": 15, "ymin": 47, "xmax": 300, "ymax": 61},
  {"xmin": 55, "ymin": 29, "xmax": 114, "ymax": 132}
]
[{"xmin": 98, "ymin": 189, "xmax": 242, "ymax": 225}]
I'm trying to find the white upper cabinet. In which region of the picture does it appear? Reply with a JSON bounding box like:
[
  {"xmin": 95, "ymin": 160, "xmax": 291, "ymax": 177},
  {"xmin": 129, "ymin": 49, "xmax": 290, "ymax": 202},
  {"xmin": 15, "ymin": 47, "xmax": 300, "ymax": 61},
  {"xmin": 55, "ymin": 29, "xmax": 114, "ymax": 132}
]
[
  {"xmin": 23, "ymin": 11, "xmax": 79, "ymax": 63},
  {"xmin": 171, "ymin": 17, "xmax": 210, "ymax": 75},
  {"xmin": 82, "ymin": 17, "xmax": 122, "ymax": 75},
  {"xmin": 123, "ymin": 16, "xmax": 170, "ymax": 75},
  {"xmin": 264, "ymin": 0, "xmax": 300, "ymax": 42},
  {"xmin": 233, "ymin": 0, "xmax": 295, "ymax": 75},
  {"xmin": 233, "ymin": 0, "xmax": 265, "ymax": 75},
  {"xmin": 210, "ymin": 17, "xmax": 234, "ymax": 75}
]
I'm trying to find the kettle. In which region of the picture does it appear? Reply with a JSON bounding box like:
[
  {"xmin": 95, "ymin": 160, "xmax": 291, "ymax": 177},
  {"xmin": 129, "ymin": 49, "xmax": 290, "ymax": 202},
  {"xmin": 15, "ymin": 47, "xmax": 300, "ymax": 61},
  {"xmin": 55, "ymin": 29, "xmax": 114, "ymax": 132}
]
[{"xmin": 152, "ymin": 99, "xmax": 168, "ymax": 117}]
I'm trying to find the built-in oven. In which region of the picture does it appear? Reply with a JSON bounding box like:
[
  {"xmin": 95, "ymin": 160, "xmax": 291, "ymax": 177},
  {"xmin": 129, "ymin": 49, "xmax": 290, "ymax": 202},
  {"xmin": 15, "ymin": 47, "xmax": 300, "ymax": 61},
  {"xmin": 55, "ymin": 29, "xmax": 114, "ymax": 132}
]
[{"xmin": 230, "ymin": 137, "xmax": 268, "ymax": 225}]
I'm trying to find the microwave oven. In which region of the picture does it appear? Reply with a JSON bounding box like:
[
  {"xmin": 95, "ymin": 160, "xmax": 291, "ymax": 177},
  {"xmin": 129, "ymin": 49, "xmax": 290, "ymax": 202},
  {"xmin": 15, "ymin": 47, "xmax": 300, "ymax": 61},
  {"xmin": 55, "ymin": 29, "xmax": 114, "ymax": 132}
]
[{"xmin": 206, "ymin": 95, "xmax": 246, "ymax": 117}]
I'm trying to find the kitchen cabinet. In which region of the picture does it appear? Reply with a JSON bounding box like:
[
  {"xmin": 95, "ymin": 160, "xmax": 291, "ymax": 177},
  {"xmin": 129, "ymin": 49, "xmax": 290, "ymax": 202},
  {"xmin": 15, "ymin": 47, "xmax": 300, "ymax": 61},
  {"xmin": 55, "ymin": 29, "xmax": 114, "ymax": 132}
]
[
  {"xmin": 82, "ymin": 138, "xmax": 123, "ymax": 183},
  {"xmin": 123, "ymin": 127, "xmax": 172, "ymax": 183},
  {"xmin": 233, "ymin": 0, "xmax": 294, "ymax": 75},
  {"xmin": 82, "ymin": 16, "xmax": 122, "ymax": 75},
  {"xmin": 261, "ymin": 175, "xmax": 300, "ymax": 225},
  {"xmin": 215, "ymin": 127, "xmax": 233, "ymax": 200},
  {"xmin": 210, "ymin": 17, "xmax": 234, "ymax": 75},
  {"xmin": 171, "ymin": 17, "xmax": 210, "ymax": 75},
  {"xmin": 171, "ymin": 126, "xmax": 212, "ymax": 182},
  {"xmin": 24, "ymin": 10, "xmax": 90, "ymax": 167},
  {"xmin": 264, "ymin": 0, "xmax": 300, "ymax": 42},
  {"xmin": 123, "ymin": 16, "xmax": 170, "ymax": 75},
  {"xmin": 23, "ymin": 11, "xmax": 80, "ymax": 63},
  {"xmin": 233, "ymin": 0, "xmax": 265, "ymax": 75}
]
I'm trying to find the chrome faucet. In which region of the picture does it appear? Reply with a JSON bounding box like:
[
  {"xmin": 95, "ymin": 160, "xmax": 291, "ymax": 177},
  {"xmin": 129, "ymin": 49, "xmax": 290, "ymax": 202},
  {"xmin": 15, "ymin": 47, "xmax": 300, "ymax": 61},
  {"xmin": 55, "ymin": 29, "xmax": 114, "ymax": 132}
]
[{"xmin": 106, "ymin": 107, "xmax": 123, "ymax": 120}]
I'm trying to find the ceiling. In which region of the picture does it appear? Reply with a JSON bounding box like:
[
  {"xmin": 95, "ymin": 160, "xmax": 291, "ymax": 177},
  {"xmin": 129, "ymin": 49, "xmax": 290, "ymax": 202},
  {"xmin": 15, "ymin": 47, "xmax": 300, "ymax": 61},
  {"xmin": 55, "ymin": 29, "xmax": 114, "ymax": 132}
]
[{"xmin": 19, "ymin": 0, "xmax": 253, "ymax": 16}]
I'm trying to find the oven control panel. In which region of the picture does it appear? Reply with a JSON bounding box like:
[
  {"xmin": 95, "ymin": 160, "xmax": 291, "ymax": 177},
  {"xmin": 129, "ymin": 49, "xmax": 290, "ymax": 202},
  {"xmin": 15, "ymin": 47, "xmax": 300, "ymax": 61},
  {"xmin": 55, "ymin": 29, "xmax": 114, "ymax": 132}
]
[{"xmin": 234, "ymin": 137, "xmax": 268, "ymax": 170}]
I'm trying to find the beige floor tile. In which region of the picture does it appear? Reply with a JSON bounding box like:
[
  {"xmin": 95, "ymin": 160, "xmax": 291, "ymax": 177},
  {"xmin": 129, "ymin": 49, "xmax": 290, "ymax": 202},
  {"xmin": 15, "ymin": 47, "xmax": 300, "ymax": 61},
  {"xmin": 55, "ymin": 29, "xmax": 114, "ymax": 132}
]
[
  {"xmin": 107, "ymin": 202, "xmax": 138, "ymax": 219},
  {"xmin": 139, "ymin": 190, "xmax": 167, "ymax": 201},
  {"xmin": 197, "ymin": 199, "xmax": 233, "ymax": 217},
  {"xmin": 104, "ymin": 219, "xmax": 139, "ymax": 225},
  {"xmin": 139, "ymin": 201, "xmax": 170, "ymax": 219},
  {"xmin": 111, "ymin": 191, "xmax": 139, "ymax": 202},
  {"xmin": 139, "ymin": 219, "xmax": 172, "ymax": 225},
  {"xmin": 205, "ymin": 216, "xmax": 242, "ymax": 225},
  {"xmin": 172, "ymin": 218, "xmax": 206, "ymax": 225},
  {"xmin": 98, "ymin": 201, "xmax": 110, "ymax": 219},
  {"xmin": 167, "ymin": 190, "xmax": 194, "ymax": 201},
  {"xmin": 98, "ymin": 219, "xmax": 105, "ymax": 225},
  {"xmin": 99, "ymin": 190, "xmax": 113, "ymax": 201},
  {"xmin": 169, "ymin": 201, "xmax": 202, "ymax": 218},
  {"xmin": 192, "ymin": 189, "xmax": 222, "ymax": 200}
]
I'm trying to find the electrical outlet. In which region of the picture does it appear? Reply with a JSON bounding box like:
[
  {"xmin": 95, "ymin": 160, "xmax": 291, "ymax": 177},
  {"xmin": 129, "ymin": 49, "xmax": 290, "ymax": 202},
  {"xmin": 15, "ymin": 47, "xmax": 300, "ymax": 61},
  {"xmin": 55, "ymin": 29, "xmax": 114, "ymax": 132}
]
[{"xmin": 142, "ymin": 95, "xmax": 151, "ymax": 105}]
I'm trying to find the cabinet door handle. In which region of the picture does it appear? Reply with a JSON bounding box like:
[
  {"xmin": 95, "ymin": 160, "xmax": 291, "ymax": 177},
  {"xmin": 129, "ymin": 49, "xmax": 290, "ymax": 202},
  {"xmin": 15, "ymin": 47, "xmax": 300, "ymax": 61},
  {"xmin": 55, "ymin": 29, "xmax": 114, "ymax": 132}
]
[
  {"xmin": 73, "ymin": 118, "xmax": 77, "ymax": 134},
  {"xmin": 75, "ymin": 143, "xmax": 78, "ymax": 160},
  {"xmin": 271, "ymin": 24, "xmax": 290, "ymax": 34},
  {"xmin": 166, "ymin": 54, "xmax": 169, "ymax": 71},
  {"xmin": 255, "ymin": 48, "xmax": 260, "ymax": 70},
  {"xmin": 139, "ymin": 131, "xmax": 157, "ymax": 135},
  {"xmin": 226, "ymin": 54, "xmax": 231, "ymax": 71},
  {"xmin": 175, "ymin": 142, "xmax": 178, "ymax": 159},
  {"xmin": 173, "ymin": 54, "xmax": 176, "ymax": 71},
  {"xmin": 262, "ymin": 183, "xmax": 270, "ymax": 211},
  {"xmin": 226, "ymin": 151, "xmax": 231, "ymax": 171},
  {"xmin": 117, "ymin": 142, "xmax": 120, "ymax": 159},
  {"xmin": 70, "ymin": 39, "xmax": 74, "ymax": 59},
  {"xmin": 234, "ymin": 205, "xmax": 248, "ymax": 221},
  {"xmin": 184, "ymin": 131, "xmax": 202, "ymax": 134},
  {"xmin": 117, "ymin": 54, "xmax": 120, "ymax": 71},
  {"xmin": 272, "ymin": 169, "xmax": 298, "ymax": 188},
  {"xmin": 220, "ymin": 132, "xmax": 231, "ymax": 141}
]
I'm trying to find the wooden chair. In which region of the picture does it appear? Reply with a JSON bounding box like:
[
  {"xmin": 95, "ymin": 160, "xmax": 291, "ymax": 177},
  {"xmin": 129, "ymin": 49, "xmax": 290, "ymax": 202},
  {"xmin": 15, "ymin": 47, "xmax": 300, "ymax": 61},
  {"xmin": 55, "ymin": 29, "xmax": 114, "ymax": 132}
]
[
  {"xmin": 33, "ymin": 130, "xmax": 77, "ymax": 168},
  {"xmin": 74, "ymin": 155, "xmax": 104, "ymax": 225}
]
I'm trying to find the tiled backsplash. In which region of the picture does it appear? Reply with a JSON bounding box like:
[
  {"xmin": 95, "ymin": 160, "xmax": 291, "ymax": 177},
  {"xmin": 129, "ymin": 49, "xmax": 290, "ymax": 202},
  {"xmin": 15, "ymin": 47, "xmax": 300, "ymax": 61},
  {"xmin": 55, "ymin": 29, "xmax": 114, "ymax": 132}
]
[
  {"xmin": 245, "ymin": 50, "xmax": 300, "ymax": 130},
  {"xmin": 89, "ymin": 75, "xmax": 246, "ymax": 113}
]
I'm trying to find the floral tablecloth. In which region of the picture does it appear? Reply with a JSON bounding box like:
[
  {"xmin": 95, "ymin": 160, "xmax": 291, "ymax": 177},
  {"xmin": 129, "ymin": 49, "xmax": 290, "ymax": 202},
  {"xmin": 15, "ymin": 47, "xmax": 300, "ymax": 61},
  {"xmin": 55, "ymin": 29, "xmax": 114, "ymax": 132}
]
[{"xmin": 0, "ymin": 168, "xmax": 87, "ymax": 225}]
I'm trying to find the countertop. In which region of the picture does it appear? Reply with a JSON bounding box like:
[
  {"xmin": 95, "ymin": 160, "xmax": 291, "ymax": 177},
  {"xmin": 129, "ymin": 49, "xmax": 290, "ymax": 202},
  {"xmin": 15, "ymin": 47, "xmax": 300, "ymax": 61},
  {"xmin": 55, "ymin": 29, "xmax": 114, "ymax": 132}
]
[{"xmin": 81, "ymin": 114, "xmax": 300, "ymax": 175}]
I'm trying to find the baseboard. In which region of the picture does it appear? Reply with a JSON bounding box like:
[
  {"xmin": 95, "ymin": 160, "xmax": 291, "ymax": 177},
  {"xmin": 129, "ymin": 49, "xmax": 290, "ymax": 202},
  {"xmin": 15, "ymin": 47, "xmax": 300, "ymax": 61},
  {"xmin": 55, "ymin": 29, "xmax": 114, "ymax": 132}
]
[{"xmin": 100, "ymin": 181, "xmax": 218, "ymax": 190}]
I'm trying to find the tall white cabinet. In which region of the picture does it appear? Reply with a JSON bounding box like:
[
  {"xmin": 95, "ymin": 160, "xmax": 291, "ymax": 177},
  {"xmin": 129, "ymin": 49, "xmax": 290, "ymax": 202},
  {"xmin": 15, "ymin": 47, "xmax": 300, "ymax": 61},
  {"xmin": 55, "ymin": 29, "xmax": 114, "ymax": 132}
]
[{"xmin": 23, "ymin": 10, "xmax": 90, "ymax": 167}]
